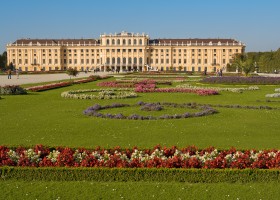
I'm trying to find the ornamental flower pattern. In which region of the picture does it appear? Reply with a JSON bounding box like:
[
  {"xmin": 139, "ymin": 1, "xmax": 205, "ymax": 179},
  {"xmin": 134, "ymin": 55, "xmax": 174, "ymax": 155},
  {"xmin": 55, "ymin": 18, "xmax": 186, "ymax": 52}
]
[{"xmin": 2, "ymin": 145, "xmax": 280, "ymax": 169}]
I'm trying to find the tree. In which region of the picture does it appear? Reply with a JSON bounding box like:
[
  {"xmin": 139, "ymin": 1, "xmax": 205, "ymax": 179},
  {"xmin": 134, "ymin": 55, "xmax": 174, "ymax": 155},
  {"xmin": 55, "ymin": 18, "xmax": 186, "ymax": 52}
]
[
  {"xmin": 66, "ymin": 67, "xmax": 79, "ymax": 79},
  {"xmin": 0, "ymin": 51, "xmax": 7, "ymax": 70},
  {"xmin": 7, "ymin": 62, "xmax": 14, "ymax": 71},
  {"xmin": 231, "ymin": 53, "xmax": 254, "ymax": 76},
  {"xmin": 178, "ymin": 66, "xmax": 183, "ymax": 71}
]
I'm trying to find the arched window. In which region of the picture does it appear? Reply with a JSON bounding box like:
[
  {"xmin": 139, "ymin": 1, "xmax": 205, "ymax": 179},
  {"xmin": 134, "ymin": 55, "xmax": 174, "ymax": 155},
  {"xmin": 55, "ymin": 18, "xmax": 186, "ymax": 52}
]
[
  {"xmin": 112, "ymin": 39, "xmax": 115, "ymax": 45},
  {"xmin": 117, "ymin": 57, "xmax": 121, "ymax": 64},
  {"xmin": 123, "ymin": 57, "xmax": 126, "ymax": 64},
  {"xmin": 112, "ymin": 57, "xmax": 115, "ymax": 64},
  {"xmin": 34, "ymin": 58, "xmax": 37, "ymax": 64},
  {"xmin": 128, "ymin": 39, "xmax": 131, "ymax": 45},
  {"xmin": 117, "ymin": 39, "xmax": 120, "ymax": 45},
  {"xmin": 106, "ymin": 57, "xmax": 110, "ymax": 64},
  {"xmin": 123, "ymin": 39, "xmax": 126, "ymax": 45},
  {"xmin": 128, "ymin": 57, "xmax": 132, "ymax": 64},
  {"xmin": 139, "ymin": 39, "xmax": 142, "ymax": 45},
  {"xmin": 133, "ymin": 39, "xmax": 137, "ymax": 45},
  {"xmin": 139, "ymin": 57, "xmax": 143, "ymax": 64},
  {"xmin": 133, "ymin": 57, "xmax": 137, "ymax": 64},
  {"xmin": 106, "ymin": 39, "xmax": 110, "ymax": 45}
]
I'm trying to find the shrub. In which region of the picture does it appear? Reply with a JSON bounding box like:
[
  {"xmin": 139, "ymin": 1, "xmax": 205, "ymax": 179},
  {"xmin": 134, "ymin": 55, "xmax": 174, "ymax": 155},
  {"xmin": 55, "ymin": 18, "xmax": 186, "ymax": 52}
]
[{"xmin": 0, "ymin": 85, "xmax": 27, "ymax": 95}]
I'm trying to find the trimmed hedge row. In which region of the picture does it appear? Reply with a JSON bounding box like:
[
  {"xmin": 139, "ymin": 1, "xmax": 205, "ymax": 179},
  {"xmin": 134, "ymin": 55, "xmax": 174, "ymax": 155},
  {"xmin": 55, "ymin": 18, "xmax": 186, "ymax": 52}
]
[{"xmin": 1, "ymin": 167, "xmax": 280, "ymax": 183}]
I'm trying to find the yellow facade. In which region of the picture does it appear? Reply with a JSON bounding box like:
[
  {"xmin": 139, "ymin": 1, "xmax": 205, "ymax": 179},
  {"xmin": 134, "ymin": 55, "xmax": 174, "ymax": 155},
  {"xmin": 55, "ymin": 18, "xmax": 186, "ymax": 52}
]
[{"xmin": 6, "ymin": 31, "xmax": 245, "ymax": 72}]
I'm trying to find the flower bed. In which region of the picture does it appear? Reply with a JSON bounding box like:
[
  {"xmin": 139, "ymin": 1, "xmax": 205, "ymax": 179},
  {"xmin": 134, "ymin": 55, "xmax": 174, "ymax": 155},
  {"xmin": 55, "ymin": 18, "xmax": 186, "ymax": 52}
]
[
  {"xmin": 27, "ymin": 82, "xmax": 73, "ymax": 92},
  {"xmin": 176, "ymin": 84, "xmax": 259, "ymax": 93},
  {"xmin": 83, "ymin": 102, "xmax": 218, "ymax": 120},
  {"xmin": 61, "ymin": 89, "xmax": 137, "ymax": 100},
  {"xmin": 135, "ymin": 87, "xmax": 219, "ymax": 96},
  {"xmin": 201, "ymin": 77, "xmax": 280, "ymax": 85},
  {"xmin": 27, "ymin": 75, "xmax": 109, "ymax": 92},
  {"xmin": 0, "ymin": 85, "xmax": 27, "ymax": 95},
  {"xmin": 265, "ymin": 88, "xmax": 280, "ymax": 98},
  {"xmin": 2, "ymin": 145, "xmax": 280, "ymax": 169}
]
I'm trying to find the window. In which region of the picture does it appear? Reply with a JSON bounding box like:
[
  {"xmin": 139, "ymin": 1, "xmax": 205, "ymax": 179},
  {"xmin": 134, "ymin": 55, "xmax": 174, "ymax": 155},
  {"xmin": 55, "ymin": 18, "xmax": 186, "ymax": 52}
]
[
  {"xmin": 214, "ymin": 49, "xmax": 216, "ymax": 52},
  {"xmin": 139, "ymin": 57, "xmax": 143, "ymax": 64},
  {"xmin": 123, "ymin": 49, "xmax": 126, "ymax": 52},
  {"xmin": 236, "ymin": 49, "xmax": 239, "ymax": 53},
  {"xmin": 106, "ymin": 57, "xmax": 110, "ymax": 64},
  {"xmin": 133, "ymin": 49, "xmax": 137, "ymax": 52},
  {"xmin": 198, "ymin": 59, "xmax": 201, "ymax": 64},
  {"xmin": 81, "ymin": 59, "xmax": 84, "ymax": 64},
  {"xmin": 213, "ymin": 58, "xmax": 216, "ymax": 65},
  {"xmin": 19, "ymin": 59, "xmax": 22, "ymax": 64},
  {"xmin": 173, "ymin": 59, "xmax": 176, "ymax": 64},
  {"xmin": 192, "ymin": 59, "xmax": 195, "ymax": 64},
  {"xmin": 198, "ymin": 67, "xmax": 201, "ymax": 72},
  {"xmin": 123, "ymin": 39, "xmax": 126, "ymax": 45},
  {"xmin": 128, "ymin": 39, "xmax": 131, "ymax": 45},
  {"xmin": 223, "ymin": 59, "xmax": 226, "ymax": 64},
  {"xmin": 156, "ymin": 59, "xmax": 158, "ymax": 64},
  {"xmin": 74, "ymin": 59, "xmax": 77, "ymax": 64},
  {"xmin": 117, "ymin": 57, "xmax": 121, "ymax": 64},
  {"xmin": 69, "ymin": 59, "xmax": 72, "ymax": 64},
  {"xmin": 133, "ymin": 39, "xmax": 137, "ymax": 45},
  {"xmin": 223, "ymin": 49, "xmax": 225, "ymax": 52},
  {"xmin": 128, "ymin": 57, "xmax": 132, "ymax": 64},
  {"xmin": 117, "ymin": 49, "xmax": 120, "ymax": 52},
  {"xmin": 192, "ymin": 49, "xmax": 195, "ymax": 53},
  {"xmin": 139, "ymin": 49, "xmax": 142, "ymax": 52},
  {"xmin": 229, "ymin": 49, "xmax": 232, "ymax": 52},
  {"xmin": 161, "ymin": 59, "xmax": 164, "ymax": 64},
  {"xmin": 123, "ymin": 57, "xmax": 126, "ymax": 64},
  {"xmin": 133, "ymin": 57, "xmax": 137, "ymax": 64},
  {"xmin": 49, "ymin": 59, "xmax": 52, "ymax": 64},
  {"xmin": 139, "ymin": 39, "xmax": 142, "ymax": 45},
  {"xmin": 86, "ymin": 59, "xmax": 89, "ymax": 64},
  {"xmin": 91, "ymin": 59, "xmax": 94, "ymax": 64},
  {"xmin": 55, "ymin": 59, "xmax": 58, "ymax": 64},
  {"xmin": 112, "ymin": 39, "xmax": 115, "ymax": 45},
  {"xmin": 112, "ymin": 57, "xmax": 115, "ymax": 64},
  {"xmin": 43, "ymin": 59, "xmax": 45, "ymax": 64},
  {"xmin": 166, "ymin": 59, "xmax": 169, "ymax": 64},
  {"xmin": 204, "ymin": 59, "xmax": 207, "ymax": 64},
  {"xmin": 184, "ymin": 59, "xmax": 186, "ymax": 64},
  {"xmin": 25, "ymin": 59, "xmax": 28, "ymax": 64},
  {"xmin": 64, "ymin": 59, "xmax": 67, "ymax": 64},
  {"xmin": 106, "ymin": 39, "xmax": 110, "ymax": 45},
  {"xmin": 178, "ymin": 59, "xmax": 181, "ymax": 64},
  {"xmin": 117, "ymin": 39, "xmax": 120, "ymax": 45}
]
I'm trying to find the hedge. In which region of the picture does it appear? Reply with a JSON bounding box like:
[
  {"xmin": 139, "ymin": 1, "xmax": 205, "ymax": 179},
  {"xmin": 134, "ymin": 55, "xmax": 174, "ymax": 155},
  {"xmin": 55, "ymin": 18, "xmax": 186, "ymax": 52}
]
[{"xmin": 1, "ymin": 167, "xmax": 280, "ymax": 183}]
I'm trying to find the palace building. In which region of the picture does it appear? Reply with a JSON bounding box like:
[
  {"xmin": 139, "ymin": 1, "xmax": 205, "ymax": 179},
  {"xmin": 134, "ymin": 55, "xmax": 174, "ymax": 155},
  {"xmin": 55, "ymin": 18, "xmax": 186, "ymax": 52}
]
[{"xmin": 6, "ymin": 31, "xmax": 245, "ymax": 72}]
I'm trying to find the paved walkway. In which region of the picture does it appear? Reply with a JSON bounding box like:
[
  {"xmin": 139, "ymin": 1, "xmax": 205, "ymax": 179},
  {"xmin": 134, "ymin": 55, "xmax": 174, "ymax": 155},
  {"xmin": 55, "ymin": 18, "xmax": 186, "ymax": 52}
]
[{"xmin": 0, "ymin": 72, "xmax": 113, "ymax": 86}]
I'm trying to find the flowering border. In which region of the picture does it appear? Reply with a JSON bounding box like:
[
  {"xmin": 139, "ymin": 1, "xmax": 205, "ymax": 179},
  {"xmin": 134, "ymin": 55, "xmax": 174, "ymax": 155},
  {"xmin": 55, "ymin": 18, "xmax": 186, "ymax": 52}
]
[
  {"xmin": 176, "ymin": 84, "xmax": 259, "ymax": 93},
  {"xmin": 61, "ymin": 88, "xmax": 138, "ymax": 100},
  {"xmin": 2, "ymin": 145, "xmax": 280, "ymax": 169},
  {"xmin": 83, "ymin": 102, "xmax": 218, "ymax": 120}
]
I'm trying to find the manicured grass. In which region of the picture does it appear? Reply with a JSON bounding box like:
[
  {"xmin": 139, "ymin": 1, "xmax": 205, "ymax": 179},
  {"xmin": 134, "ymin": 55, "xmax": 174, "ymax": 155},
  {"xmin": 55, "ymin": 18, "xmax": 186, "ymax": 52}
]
[
  {"xmin": 1, "ymin": 75, "xmax": 280, "ymax": 199},
  {"xmin": 0, "ymin": 78, "xmax": 280, "ymax": 149},
  {"xmin": 0, "ymin": 180, "xmax": 279, "ymax": 200}
]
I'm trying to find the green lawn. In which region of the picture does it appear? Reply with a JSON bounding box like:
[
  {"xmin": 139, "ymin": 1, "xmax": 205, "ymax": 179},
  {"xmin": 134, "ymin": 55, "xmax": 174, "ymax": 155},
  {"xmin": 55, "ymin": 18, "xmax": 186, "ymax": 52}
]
[
  {"xmin": 1, "ymin": 76, "xmax": 280, "ymax": 199},
  {"xmin": 0, "ymin": 78, "xmax": 279, "ymax": 149},
  {"xmin": 0, "ymin": 180, "xmax": 279, "ymax": 200}
]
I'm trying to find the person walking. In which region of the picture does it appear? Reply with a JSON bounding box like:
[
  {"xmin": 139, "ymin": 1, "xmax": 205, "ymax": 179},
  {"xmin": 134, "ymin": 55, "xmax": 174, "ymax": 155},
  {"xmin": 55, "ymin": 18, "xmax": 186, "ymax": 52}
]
[
  {"xmin": 16, "ymin": 69, "xmax": 20, "ymax": 79},
  {"xmin": 7, "ymin": 69, "xmax": 12, "ymax": 79}
]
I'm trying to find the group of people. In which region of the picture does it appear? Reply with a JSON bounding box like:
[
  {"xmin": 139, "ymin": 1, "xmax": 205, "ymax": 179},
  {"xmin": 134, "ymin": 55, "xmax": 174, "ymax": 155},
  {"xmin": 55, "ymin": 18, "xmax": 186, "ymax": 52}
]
[
  {"xmin": 216, "ymin": 69, "xmax": 223, "ymax": 77},
  {"xmin": 6, "ymin": 69, "xmax": 20, "ymax": 79}
]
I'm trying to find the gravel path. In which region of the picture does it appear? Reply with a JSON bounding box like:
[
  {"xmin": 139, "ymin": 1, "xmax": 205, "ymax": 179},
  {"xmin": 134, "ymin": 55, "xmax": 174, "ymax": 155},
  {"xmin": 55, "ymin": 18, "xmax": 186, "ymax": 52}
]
[{"xmin": 0, "ymin": 72, "xmax": 113, "ymax": 86}]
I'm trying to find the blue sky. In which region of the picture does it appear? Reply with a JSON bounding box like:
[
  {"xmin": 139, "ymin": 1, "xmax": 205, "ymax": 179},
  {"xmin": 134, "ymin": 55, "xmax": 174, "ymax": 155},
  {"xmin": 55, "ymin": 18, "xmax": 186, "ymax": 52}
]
[{"xmin": 1, "ymin": 0, "xmax": 280, "ymax": 53}]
